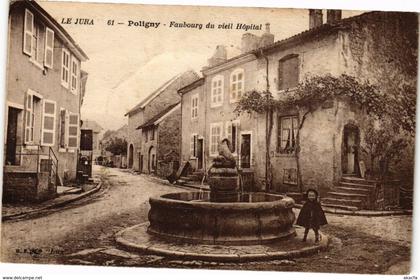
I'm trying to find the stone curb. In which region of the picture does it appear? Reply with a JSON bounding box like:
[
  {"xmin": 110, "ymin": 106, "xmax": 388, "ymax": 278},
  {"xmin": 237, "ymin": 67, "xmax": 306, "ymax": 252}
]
[
  {"xmin": 2, "ymin": 181, "xmax": 103, "ymax": 222},
  {"xmin": 115, "ymin": 223, "xmax": 329, "ymax": 262},
  {"xmin": 293, "ymin": 203, "xmax": 412, "ymax": 217}
]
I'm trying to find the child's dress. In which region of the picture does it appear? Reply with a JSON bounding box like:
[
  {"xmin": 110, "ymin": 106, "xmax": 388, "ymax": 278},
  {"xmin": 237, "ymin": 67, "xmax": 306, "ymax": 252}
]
[{"xmin": 296, "ymin": 200, "xmax": 328, "ymax": 230}]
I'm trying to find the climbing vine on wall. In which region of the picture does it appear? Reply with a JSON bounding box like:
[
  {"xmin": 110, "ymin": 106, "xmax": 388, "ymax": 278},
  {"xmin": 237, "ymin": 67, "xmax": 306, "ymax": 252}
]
[{"xmin": 235, "ymin": 74, "xmax": 415, "ymax": 188}]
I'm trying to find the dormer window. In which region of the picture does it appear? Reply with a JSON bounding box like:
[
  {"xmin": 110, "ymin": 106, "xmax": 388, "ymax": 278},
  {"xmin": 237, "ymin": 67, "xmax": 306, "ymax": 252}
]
[
  {"xmin": 230, "ymin": 69, "xmax": 244, "ymax": 103},
  {"xmin": 211, "ymin": 75, "xmax": 223, "ymax": 107},
  {"xmin": 278, "ymin": 54, "xmax": 299, "ymax": 90}
]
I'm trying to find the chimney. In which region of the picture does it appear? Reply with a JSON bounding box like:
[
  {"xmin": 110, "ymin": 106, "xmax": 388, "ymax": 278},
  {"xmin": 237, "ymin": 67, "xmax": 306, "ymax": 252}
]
[
  {"xmin": 309, "ymin": 9, "xmax": 323, "ymax": 29},
  {"xmin": 241, "ymin": 33, "xmax": 260, "ymax": 53},
  {"xmin": 207, "ymin": 45, "xmax": 227, "ymax": 67},
  {"xmin": 259, "ymin": 23, "xmax": 275, "ymax": 48},
  {"xmin": 326, "ymin": 10, "xmax": 342, "ymax": 24}
]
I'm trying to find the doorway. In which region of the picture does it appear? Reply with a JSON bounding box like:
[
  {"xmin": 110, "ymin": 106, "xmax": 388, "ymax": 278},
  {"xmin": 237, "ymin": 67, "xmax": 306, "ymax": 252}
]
[
  {"xmin": 6, "ymin": 107, "xmax": 20, "ymax": 165},
  {"xmin": 148, "ymin": 146, "xmax": 156, "ymax": 173},
  {"xmin": 197, "ymin": 138, "xmax": 204, "ymax": 170},
  {"xmin": 240, "ymin": 133, "xmax": 251, "ymax": 169},
  {"xmin": 342, "ymin": 124, "xmax": 360, "ymax": 176},
  {"xmin": 139, "ymin": 154, "xmax": 143, "ymax": 173},
  {"xmin": 128, "ymin": 144, "xmax": 134, "ymax": 168}
]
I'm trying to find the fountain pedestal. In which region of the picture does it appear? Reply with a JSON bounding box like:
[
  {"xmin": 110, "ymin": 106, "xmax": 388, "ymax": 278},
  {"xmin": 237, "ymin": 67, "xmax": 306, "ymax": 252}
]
[{"xmin": 208, "ymin": 168, "xmax": 239, "ymax": 202}]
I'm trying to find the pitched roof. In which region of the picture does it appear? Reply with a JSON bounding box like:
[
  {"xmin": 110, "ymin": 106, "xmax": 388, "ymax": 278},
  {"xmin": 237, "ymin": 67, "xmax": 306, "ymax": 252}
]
[
  {"xmin": 81, "ymin": 119, "xmax": 103, "ymax": 133},
  {"xmin": 202, "ymin": 11, "xmax": 382, "ymax": 73},
  {"xmin": 136, "ymin": 102, "xmax": 180, "ymax": 130},
  {"xmin": 125, "ymin": 70, "xmax": 199, "ymax": 116},
  {"xmin": 178, "ymin": 77, "xmax": 205, "ymax": 95},
  {"xmin": 12, "ymin": 0, "xmax": 88, "ymax": 61}
]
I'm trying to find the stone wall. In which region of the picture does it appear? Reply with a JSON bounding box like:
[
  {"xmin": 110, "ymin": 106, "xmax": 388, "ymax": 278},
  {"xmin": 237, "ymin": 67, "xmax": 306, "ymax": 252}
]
[
  {"xmin": 339, "ymin": 12, "xmax": 418, "ymax": 186},
  {"xmin": 127, "ymin": 111, "xmax": 143, "ymax": 170},
  {"xmin": 180, "ymin": 84, "xmax": 206, "ymax": 170},
  {"xmin": 3, "ymin": 172, "xmax": 55, "ymax": 203}
]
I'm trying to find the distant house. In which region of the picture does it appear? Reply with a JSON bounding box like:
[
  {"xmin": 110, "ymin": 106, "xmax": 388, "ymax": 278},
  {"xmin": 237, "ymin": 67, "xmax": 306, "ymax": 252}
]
[
  {"xmin": 81, "ymin": 119, "xmax": 103, "ymax": 160},
  {"xmin": 125, "ymin": 70, "xmax": 198, "ymax": 174},
  {"xmin": 180, "ymin": 11, "xmax": 417, "ymax": 210},
  {"xmin": 4, "ymin": 0, "xmax": 88, "ymax": 202},
  {"xmin": 137, "ymin": 102, "xmax": 181, "ymax": 176}
]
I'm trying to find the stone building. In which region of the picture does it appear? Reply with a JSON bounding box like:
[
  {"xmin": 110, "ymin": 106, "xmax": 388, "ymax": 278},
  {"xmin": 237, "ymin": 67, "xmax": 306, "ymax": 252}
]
[
  {"xmin": 125, "ymin": 70, "xmax": 198, "ymax": 173},
  {"xmin": 80, "ymin": 119, "xmax": 103, "ymax": 160},
  {"xmin": 4, "ymin": 0, "xmax": 89, "ymax": 202},
  {"xmin": 137, "ymin": 102, "xmax": 181, "ymax": 176},
  {"xmin": 180, "ymin": 11, "xmax": 417, "ymax": 209}
]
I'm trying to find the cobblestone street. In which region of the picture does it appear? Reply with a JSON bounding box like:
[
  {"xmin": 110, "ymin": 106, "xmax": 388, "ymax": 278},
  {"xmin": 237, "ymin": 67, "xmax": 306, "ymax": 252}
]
[{"xmin": 1, "ymin": 166, "xmax": 412, "ymax": 274}]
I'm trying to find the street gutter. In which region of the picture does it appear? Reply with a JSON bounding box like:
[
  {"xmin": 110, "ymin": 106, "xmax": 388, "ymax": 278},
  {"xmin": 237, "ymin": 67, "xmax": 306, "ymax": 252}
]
[{"xmin": 2, "ymin": 181, "xmax": 103, "ymax": 222}]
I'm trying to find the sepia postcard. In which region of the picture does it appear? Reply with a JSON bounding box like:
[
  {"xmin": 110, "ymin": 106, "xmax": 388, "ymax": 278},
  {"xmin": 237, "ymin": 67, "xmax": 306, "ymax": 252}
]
[{"xmin": 0, "ymin": 0, "xmax": 418, "ymax": 277}]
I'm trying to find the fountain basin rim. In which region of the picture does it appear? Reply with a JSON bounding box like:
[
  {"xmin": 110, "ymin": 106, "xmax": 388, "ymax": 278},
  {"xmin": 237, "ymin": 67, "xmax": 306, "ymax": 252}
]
[{"xmin": 149, "ymin": 191, "xmax": 295, "ymax": 210}]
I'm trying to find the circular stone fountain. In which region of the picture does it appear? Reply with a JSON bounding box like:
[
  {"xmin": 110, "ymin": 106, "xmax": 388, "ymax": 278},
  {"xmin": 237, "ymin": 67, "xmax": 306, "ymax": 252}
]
[
  {"xmin": 148, "ymin": 191, "xmax": 296, "ymax": 245},
  {"xmin": 116, "ymin": 139, "xmax": 329, "ymax": 261}
]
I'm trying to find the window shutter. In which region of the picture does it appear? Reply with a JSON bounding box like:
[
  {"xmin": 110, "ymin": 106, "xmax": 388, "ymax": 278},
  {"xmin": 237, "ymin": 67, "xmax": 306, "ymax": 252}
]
[
  {"xmin": 61, "ymin": 49, "xmax": 70, "ymax": 87},
  {"xmin": 190, "ymin": 134, "xmax": 195, "ymax": 157},
  {"xmin": 59, "ymin": 109, "xmax": 67, "ymax": 148},
  {"xmin": 71, "ymin": 57, "xmax": 79, "ymax": 93},
  {"xmin": 24, "ymin": 93, "xmax": 33, "ymax": 144},
  {"xmin": 23, "ymin": 9, "xmax": 34, "ymax": 56},
  {"xmin": 44, "ymin": 27, "xmax": 54, "ymax": 68},
  {"xmin": 41, "ymin": 100, "xmax": 56, "ymax": 146},
  {"xmin": 68, "ymin": 113, "xmax": 79, "ymax": 148}
]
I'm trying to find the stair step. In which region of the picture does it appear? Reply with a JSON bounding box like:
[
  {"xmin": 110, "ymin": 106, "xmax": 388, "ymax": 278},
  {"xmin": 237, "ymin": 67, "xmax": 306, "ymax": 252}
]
[
  {"xmin": 336, "ymin": 186, "xmax": 370, "ymax": 195},
  {"xmin": 341, "ymin": 177, "xmax": 375, "ymax": 185},
  {"xmin": 327, "ymin": 192, "xmax": 368, "ymax": 200},
  {"xmin": 322, "ymin": 197, "xmax": 363, "ymax": 207},
  {"xmin": 339, "ymin": 182, "xmax": 375, "ymax": 189},
  {"xmin": 321, "ymin": 203, "xmax": 359, "ymax": 211}
]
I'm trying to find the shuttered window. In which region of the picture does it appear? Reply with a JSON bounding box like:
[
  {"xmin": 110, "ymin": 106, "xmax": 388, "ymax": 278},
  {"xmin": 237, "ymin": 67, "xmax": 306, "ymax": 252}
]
[
  {"xmin": 61, "ymin": 49, "xmax": 70, "ymax": 87},
  {"xmin": 71, "ymin": 57, "xmax": 79, "ymax": 94},
  {"xmin": 210, "ymin": 123, "xmax": 222, "ymax": 156},
  {"xmin": 23, "ymin": 9, "xmax": 34, "ymax": 56},
  {"xmin": 278, "ymin": 55, "xmax": 299, "ymax": 90},
  {"xmin": 191, "ymin": 94, "xmax": 198, "ymax": 119},
  {"xmin": 211, "ymin": 75, "xmax": 223, "ymax": 107},
  {"xmin": 41, "ymin": 100, "xmax": 56, "ymax": 146},
  {"xmin": 230, "ymin": 69, "xmax": 244, "ymax": 103},
  {"xmin": 44, "ymin": 27, "xmax": 54, "ymax": 69},
  {"xmin": 68, "ymin": 113, "xmax": 79, "ymax": 148}
]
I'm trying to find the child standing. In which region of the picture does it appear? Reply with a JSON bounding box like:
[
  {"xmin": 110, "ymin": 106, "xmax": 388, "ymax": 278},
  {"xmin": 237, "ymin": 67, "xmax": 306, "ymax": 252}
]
[{"xmin": 296, "ymin": 189, "xmax": 328, "ymax": 243}]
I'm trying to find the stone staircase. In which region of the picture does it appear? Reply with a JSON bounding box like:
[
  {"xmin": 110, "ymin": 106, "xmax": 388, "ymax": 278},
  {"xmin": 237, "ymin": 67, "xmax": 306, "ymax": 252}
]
[
  {"xmin": 177, "ymin": 171, "xmax": 209, "ymax": 190},
  {"xmin": 321, "ymin": 176, "xmax": 376, "ymax": 211}
]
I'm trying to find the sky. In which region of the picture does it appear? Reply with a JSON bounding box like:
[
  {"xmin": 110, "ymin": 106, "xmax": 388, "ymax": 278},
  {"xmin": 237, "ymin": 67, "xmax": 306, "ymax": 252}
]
[{"xmin": 39, "ymin": 1, "xmax": 363, "ymax": 130}]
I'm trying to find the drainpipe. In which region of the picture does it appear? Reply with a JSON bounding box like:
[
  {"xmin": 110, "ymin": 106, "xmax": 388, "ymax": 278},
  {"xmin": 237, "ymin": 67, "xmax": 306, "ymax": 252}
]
[{"xmin": 258, "ymin": 49, "xmax": 271, "ymax": 192}]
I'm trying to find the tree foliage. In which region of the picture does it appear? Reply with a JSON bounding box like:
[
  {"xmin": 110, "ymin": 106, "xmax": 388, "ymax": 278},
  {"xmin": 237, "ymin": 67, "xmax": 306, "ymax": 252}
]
[{"xmin": 105, "ymin": 137, "xmax": 127, "ymax": 155}]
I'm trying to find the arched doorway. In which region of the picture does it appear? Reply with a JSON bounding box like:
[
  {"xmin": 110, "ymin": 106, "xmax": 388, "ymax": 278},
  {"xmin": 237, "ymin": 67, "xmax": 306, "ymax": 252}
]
[
  {"xmin": 342, "ymin": 124, "xmax": 360, "ymax": 176},
  {"xmin": 128, "ymin": 144, "xmax": 134, "ymax": 169},
  {"xmin": 148, "ymin": 146, "xmax": 156, "ymax": 173}
]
